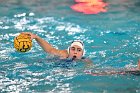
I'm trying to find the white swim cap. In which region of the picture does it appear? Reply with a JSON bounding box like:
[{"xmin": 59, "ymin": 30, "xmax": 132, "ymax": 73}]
[{"xmin": 70, "ymin": 40, "xmax": 84, "ymax": 50}]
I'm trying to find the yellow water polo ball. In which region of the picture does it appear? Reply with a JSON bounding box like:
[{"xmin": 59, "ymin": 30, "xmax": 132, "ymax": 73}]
[{"xmin": 14, "ymin": 34, "xmax": 32, "ymax": 52}]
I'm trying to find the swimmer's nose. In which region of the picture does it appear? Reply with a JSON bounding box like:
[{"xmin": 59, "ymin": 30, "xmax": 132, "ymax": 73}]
[
  {"xmin": 74, "ymin": 53, "xmax": 77, "ymax": 54},
  {"xmin": 74, "ymin": 51, "xmax": 77, "ymax": 54}
]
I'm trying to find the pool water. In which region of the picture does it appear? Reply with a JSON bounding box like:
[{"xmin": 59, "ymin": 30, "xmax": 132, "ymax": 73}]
[{"xmin": 0, "ymin": 0, "xmax": 140, "ymax": 93}]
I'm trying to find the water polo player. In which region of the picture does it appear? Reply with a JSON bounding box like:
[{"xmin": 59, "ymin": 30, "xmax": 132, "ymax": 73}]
[
  {"xmin": 21, "ymin": 32, "xmax": 93, "ymax": 64},
  {"xmin": 19, "ymin": 32, "xmax": 140, "ymax": 76}
]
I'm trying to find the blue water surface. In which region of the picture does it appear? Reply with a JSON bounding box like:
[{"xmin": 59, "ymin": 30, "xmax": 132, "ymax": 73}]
[{"xmin": 0, "ymin": 0, "xmax": 140, "ymax": 93}]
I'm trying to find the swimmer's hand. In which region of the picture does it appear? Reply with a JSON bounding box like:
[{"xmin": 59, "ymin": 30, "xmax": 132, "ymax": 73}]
[{"xmin": 21, "ymin": 32, "xmax": 37, "ymax": 40}]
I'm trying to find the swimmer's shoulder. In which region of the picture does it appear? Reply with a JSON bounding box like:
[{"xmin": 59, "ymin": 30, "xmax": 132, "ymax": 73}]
[{"xmin": 55, "ymin": 49, "xmax": 68, "ymax": 58}]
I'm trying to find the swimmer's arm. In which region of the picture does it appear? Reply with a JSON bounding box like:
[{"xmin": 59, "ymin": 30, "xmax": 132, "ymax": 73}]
[
  {"xmin": 35, "ymin": 35, "xmax": 67, "ymax": 57},
  {"xmin": 86, "ymin": 71, "xmax": 126, "ymax": 76},
  {"xmin": 86, "ymin": 70, "xmax": 140, "ymax": 76},
  {"xmin": 21, "ymin": 32, "xmax": 67, "ymax": 57}
]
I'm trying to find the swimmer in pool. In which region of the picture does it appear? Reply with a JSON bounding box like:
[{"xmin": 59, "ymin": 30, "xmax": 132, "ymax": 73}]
[
  {"xmin": 21, "ymin": 32, "xmax": 92, "ymax": 65},
  {"xmin": 86, "ymin": 59, "xmax": 140, "ymax": 76}
]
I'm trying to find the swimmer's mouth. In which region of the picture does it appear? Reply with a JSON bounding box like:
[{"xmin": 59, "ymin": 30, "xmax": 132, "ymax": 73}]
[{"xmin": 72, "ymin": 56, "xmax": 76, "ymax": 60}]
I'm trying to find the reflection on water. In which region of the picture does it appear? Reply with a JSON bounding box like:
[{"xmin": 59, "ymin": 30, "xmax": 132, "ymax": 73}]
[{"xmin": 0, "ymin": 0, "xmax": 73, "ymax": 17}]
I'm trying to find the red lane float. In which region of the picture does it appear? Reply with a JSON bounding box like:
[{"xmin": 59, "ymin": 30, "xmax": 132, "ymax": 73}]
[{"xmin": 71, "ymin": 0, "xmax": 108, "ymax": 14}]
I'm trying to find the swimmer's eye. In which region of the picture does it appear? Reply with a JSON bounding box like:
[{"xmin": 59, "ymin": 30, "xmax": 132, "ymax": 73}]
[
  {"xmin": 70, "ymin": 47, "xmax": 75, "ymax": 51},
  {"xmin": 77, "ymin": 49, "xmax": 82, "ymax": 52}
]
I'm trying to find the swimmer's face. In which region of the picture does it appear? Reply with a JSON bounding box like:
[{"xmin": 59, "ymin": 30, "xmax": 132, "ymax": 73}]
[{"xmin": 69, "ymin": 45, "xmax": 83, "ymax": 59}]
